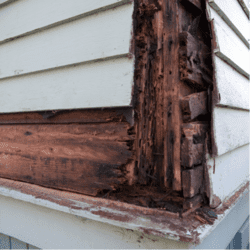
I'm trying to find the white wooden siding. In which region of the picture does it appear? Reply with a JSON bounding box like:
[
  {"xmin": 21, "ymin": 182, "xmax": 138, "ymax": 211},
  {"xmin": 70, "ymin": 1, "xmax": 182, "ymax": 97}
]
[
  {"xmin": 0, "ymin": 1, "xmax": 134, "ymax": 112},
  {"xmin": 214, "ymin": 56, "xmax": 249, "ymax": 110},
  {"xmin": 207, "ymin": 144, "xmax": 249, "ymax": 203},
  {"xmin": 209, "ymin": 8, "xmax": 250, "ymax": 77},
  {"xmin": 0, "ymin": 3, "xmax": 133, "ymax": 79},
  {"xmin": 0, "ymin": 57, "xmax": 133, "ymax": 112},
  {"xmin": 0, "ymin": 0, "xmax": 131, "ymax": 43},
  {"xmin": 208, "ymin": 0, "xmax": 250, "ymax": 44},
  {"xmin": 213, "ymin": 107, "xmax": 249, "ymax": 156}
]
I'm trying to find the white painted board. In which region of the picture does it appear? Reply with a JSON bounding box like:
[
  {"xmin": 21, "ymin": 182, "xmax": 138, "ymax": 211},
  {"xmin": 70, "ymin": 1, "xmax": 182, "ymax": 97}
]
[
  {"xmin": 0, "ymin": 57, "xmax": 134, "ymax": 112},
  {"xmin": 209, "ymin": 8, "xmax": 250, "ymax": 76},
  {"xmin": 214, "ymin": 55, "xmax": 249, "ymax": 110},
  {"xmin": 210, "ymin": 0, "xmax": 250, "ymax": 41},
  {"xmin": 207, "ymin": 144, "xmax": 249, "ymax": 203},
  {"xmin": 213, "ymin": 107, "xmax": 249, "ymax": 156},
  {"xmin": 0, "ymin": 0, "xmax": 130, "ymax": 43},
  {"xmin": 0, "ymin": 3, "xmax": 133, "ymax": 79}
]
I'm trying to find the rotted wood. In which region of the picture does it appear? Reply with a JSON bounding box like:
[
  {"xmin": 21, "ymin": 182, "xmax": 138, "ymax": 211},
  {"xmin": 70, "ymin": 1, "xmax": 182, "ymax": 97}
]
[
  {"xmin": 182, "ymin": 165, "xmax": 203, "ymax": 198},
  {"xmin": 0, "ymin": 122, "xmax": 134, "ymax": 196},
  {"xmin": 179, "ymin": 31, "xmax": 212, "ymax": 90},
  {"xmin": 183, "ymin": 194, "xmax": 203, "ymax": 210},
  {"xmin": 181, "ymin": 91, "xmax": 208, "ymax": 121},
  {"xmin": 0, "ymin": 108, "xmax": 132, "ymax": 124},
  {"xmin": 181, "ymin": 122, "xmax": 208, "ymax": 167},
  {"xmin": 162, "ymin": 0, "xmax": 182, "ymax": 191}
]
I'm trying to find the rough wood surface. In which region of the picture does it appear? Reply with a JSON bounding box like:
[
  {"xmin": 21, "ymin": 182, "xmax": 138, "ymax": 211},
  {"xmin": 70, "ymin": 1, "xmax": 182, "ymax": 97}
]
[
  {"xmin": 0, "ymin": 108, "xmax": 132, "ymax": 124},
  {"xmin": 181, "ymin": 123, "xmax": 208, "ymax": 167},
  {"xmin": 0, "ymin": 123, "xmax": 133, "ymax": 196},
  {"xmin": 181, "ymin": 91, "xmax": 208, "ymax": 121},
  {"xmin": 179, "ymin": 31, "xmax": 212, "ymax": 90},
  {"xmin": 163, "ymin": 0, "xmax": 182, "ymax": 191},
  {"xmin": 183, "ymin": 194, "xmax": 203, "ymax": 210},
  {"xmin": 182, "ymin": 165, "xmax": 203, "ymax": 198}
]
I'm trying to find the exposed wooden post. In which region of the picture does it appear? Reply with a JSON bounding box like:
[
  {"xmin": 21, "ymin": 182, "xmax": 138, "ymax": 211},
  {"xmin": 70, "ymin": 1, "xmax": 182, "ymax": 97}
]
[{"xmin": 162, "ymin": 0, "xmax": 182, "ymax": 191}]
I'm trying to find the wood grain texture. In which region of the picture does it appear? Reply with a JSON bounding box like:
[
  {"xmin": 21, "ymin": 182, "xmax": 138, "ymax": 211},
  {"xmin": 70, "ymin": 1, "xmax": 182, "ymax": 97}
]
[
  {"xmin": 181, "ymin": 91, "xmax": 208, "ymax": 121},
  {"xmin": 208, "ymin": 8, "xmax": 250, "ymax": 77},
  {"xmin": 0, "ymin": 57, "xmax": 133, "ymax": 113},
  {"xmin": 182, "ymin": 165, "xmax": 203, "ymax": 198},
  {"xmin": 0, "ymin": 3, "xmax": 133, "ymax": 79},
  {"xmin": 181, "ymin": 123, "xmax": 208, "ymax": 167},
  {"xmin": 163, "ymin": 0, "xmax": 181, "ymax": 190},
  {"xmin": 213, "ymin": 107, "xmax": 249, "ymax": 156},
  {"xmin": 179, "ymin": 32, "xmax": 213, "ymax": 90},
  {"xmin": 0, "ymin": 0, "xmax": 131, "ymax": 43},
  {"xmin": 183, "ymin": 194, "xmax": 203, "ymax": 210},
  {"xmin": 214, "ymin": 56, "xmax": 249, "ymax": 110},
  {"xmin": 0, "ymin": 123, "xmax": 133, "ymax": 196},
  {"xmin": 0, "ymin": 108, "xmax": 132, "ymax": 125}
]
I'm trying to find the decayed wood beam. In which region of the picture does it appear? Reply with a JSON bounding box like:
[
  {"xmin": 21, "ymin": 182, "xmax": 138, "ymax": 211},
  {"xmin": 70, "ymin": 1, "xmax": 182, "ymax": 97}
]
[
  {"xmin": 181, "ymin": 91, "xmax": 208, "ymax": 121},
  {"xmin": 0, "ymin": 123, "xmax": 133, "ymax": 196},
  {"xmin": 179, "ymin": 31, "xmax": 212, "ymax": 90},
  {"xmin": 182, "ymin": 165, "xmax": 203, "ymax": 198},
  {"xmin": 162, "ymin": 0, "xmax": 181, "ymax": 191},
  {"xmin": 181, "ymin": 122, "xmax": 208, "ymax": 167},
  {"xmin": 183, "ymin": 194, "xmax": 203, "ymax": 210}
]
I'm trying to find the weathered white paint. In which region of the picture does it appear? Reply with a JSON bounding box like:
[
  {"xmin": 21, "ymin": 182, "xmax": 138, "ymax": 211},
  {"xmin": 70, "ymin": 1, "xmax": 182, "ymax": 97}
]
[
  {"xmin": 0, "ymin": 0, "xmax": 131, "ymax": 43},
  {"xmin": 0, "ymin": 57, "xmax": 133, "ymax": 112},
  {"xmin": 237, "ymin": 0, "xmax": 250, "ymax": 18},
  {"xmin": 0, "ymin": 3, "xmax": 133, "ymax": 79},
  {"xmin": 213, "ymin": 107, "xmax": 249, "ymax": 156},
  {"xmin": 208, "ymin": 7, "xmax": 250, "ymax": 77},
  {"xmin": 0, "ymin": 195, "xmax": 190, "ymax": 249},
  {"xmin": 192, "ymin": 185, "xmax": 249, "ymax": 249},
  {"xmin": 207, "ymin": 144, "xmax": 249, "ymax": 203},
  {"xmin": 209, "ymin": 0, "xmax": 250, "ymax": 44},
  {"xmin": 214, "ymin": 55, "xmax": 249, "ymax": 110}
]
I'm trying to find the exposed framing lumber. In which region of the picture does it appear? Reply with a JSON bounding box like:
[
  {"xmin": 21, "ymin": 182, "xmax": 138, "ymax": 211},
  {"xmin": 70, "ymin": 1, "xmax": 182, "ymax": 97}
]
[{"xmin": 162, "ymin": 0, "xmax": 181, "ymax": 190}]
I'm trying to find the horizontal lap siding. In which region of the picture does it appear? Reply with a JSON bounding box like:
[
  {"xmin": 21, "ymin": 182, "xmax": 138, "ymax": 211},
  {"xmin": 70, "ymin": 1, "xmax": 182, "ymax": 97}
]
[
  {"xmin": 0, "ymin": 1, "xmax": 134, "ymax": 112},
  {"xmin": 209, "ymin": 8, "xmax": 250, "ymax": 77},
  {"xmin": 0, "ymin": 57, "xmax": 133, "ymax": 112},
  {"xmin": 213, "ymin": 107, "xmax": 249, "ymax": 156},
  {"xmin": 0, "ymin": 0, "xmax": 131, "ymax": 43},
  {"xmin": 209, "ymin": 0, "xmax": 250, "ymax": 43},
  {"xmin": 214, "ymin": 56, "xmax": 249, "ymax": 110}
]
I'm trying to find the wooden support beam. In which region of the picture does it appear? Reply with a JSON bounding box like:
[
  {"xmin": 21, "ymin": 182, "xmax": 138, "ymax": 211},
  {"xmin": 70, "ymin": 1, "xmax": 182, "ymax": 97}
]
[
  {"xmin": 163, "ymin": 0, "xmax": 182, "ymax": 191},
  {"xmin": 179, "ymin": 32, "xmax": 213, "ymax": 90},
  {"xmin": 0, "ymin": 122, "xmax": 134, "ymax": 196},
  {"xmin": 181, "ymin": 91, "xmax": 208, "ymax": 121},
  {"xmin": 181, "ymin": 122, "xmax": 208, "ymax": 167},
  {"xmin": 182, "ymin": 165, "xmax": 203, "ymax": 198}
]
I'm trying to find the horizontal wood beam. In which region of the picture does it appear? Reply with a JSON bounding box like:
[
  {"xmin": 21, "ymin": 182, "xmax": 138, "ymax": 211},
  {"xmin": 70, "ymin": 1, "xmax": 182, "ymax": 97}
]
[{"xmin": 0, "ymin": 122, "xmax": 134, "ymax": 196}]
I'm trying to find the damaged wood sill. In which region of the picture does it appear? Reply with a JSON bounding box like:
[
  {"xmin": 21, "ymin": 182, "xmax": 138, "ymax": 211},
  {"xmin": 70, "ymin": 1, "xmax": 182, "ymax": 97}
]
[{"xmin": 0, "ymin": 177, "xmax": 248, "ymax": 246}]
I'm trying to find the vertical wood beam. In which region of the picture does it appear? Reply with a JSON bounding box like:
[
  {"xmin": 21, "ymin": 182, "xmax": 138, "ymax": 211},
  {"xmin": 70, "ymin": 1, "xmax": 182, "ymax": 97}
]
[{"xmin": 162, "ymin": 0, "xmax": 182, "ymax": 190}]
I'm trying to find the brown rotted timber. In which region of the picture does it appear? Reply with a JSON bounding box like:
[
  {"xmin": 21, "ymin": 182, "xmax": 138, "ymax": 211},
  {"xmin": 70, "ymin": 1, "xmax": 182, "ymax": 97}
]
[
  {"xmin": 181, "ymin": 91, "xmax": 208, "ymax": 121},
  {"xmin": 0, "ymin": 122, "xmax": 133, "ymax": 196},
  {"xmin": 181, "ymin": 122, "xmax": 208, "ymax": 167},
  {"xmin": 181, "ymin": 0, "xmax": 202, "ymax": 10},
  {"xmin": 182, "ymin": 165, "xmax": 203, "ymax": 198},
  {"xmin": 162, "ymin": 0, "xmax": 182, "ymax": 191},
  {"xmin": 0, "ymin": 108, "xmax": 131, "ymax": 124},
  {"xmin": 183, "ymin": 194, "xmax": 203, "ymax": 210},
  {"xmin": 179, "ymin": 31, "xmax": 212, "ymax": 90}
]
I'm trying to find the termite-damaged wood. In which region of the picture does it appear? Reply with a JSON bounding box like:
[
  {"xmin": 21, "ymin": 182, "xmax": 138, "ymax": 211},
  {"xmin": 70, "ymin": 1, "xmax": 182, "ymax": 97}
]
[
  {"xmin": 182, "ymin": 165, "xmax": 203, "ymax": 198},
  {"xmin": 179, "ymin": 31, "xmax": 212, "ymax": 90},
  {"xmin": 183, "ymin": 194, "xmax": 203, "ymax": 210},
  {"xmin": 0, "ymin": 123, "xmax": 134, "ymax": 196},
  {"xmin": 181, "ymin": 122, "xmax": 208, "ymax": 167},
  {"xmin": 162, "ymin": 0, "xmax": 182, "ymax": 191},
  {"xmin": 181, "ymin": 91, "xmax": 208, "ymax": 121},
  {"xmin": 0, "ymin": 108, "xmax": 131, "ymax": 124}
]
